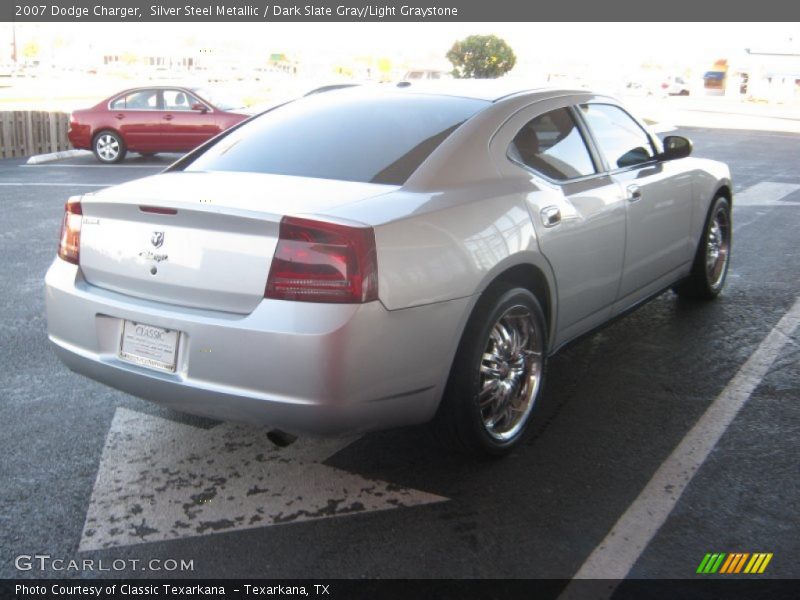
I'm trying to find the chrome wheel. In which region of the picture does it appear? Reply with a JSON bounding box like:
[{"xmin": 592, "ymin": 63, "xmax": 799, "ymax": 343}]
[
  {"xmin": 674, "ymin": 195, "xmax": 732, "ymax": 300},
  {"xmin": 479, "ymin": 305, "xmax": 543, "ymax": 441},
  {"xmin": 95, "ymin": 133, "xmax": 121, "ymax": 162},
  {"xmin": 705, "ymin": 205, "xmax": 730, "ymax": 289}
]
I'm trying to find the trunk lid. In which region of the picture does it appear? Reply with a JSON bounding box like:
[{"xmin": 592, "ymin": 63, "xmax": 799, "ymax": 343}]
[{"xmin": 78, "ymin": 171, "xmax": 396, "ymax": 313}]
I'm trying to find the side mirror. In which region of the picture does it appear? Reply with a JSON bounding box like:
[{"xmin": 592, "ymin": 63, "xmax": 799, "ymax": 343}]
[
  {"xmin": 191, "ymin": 102, "xmax": 209, "ymax": 113},
  {"xmin": 660, "ymin": 135, "xmax": 692, "ymax": 160}
]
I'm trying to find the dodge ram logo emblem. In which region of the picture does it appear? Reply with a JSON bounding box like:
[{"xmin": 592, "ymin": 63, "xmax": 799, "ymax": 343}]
[{"xmin": 151, "ymin": 231, "xmax": 165, "ymax": 248}]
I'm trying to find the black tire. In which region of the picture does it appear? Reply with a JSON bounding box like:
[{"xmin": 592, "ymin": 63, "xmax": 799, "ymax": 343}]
[
  {"xmin": 434, "ymin": 284, "xmax": 547, "ymax": 457},
  {"xmin": 674, "ymin": 195, "xmax": 732, "ymax": 299},
  {"xmin": 92, "ymin": 130, "xmax": 126, "ymax": 164}
]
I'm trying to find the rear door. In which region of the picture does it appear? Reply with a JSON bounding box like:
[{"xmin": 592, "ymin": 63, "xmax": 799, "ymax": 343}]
[
  {"xmin": 496, "ymin": 102, "xmax": 627, "ymax": 346},
  {"xmin": 108, "ymin": 89, "xmax": 163, "ymax": 150},
  {"xmin": 577, "ymin": 102, "xmax": 693, "ymax": 304}
]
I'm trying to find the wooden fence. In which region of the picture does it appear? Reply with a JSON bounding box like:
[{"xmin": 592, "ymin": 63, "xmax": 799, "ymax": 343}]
[{"xmin": 0, "ymin": 111, "xmax": 71, "ymax": 159}]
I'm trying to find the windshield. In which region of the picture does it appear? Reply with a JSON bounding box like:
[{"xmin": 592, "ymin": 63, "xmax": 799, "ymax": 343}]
[{"xmin": 181, "ymin": 91, "xmax": 488, "ymax": 185}]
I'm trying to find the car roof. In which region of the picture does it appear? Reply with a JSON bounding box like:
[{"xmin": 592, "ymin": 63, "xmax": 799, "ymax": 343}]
[
  {"xmin": 386, "ymin": 79, "xmax": 587, "ymax": 102},
  {"xmin": 110, "ymin": 85, "xmax": 198, "ymax": 94}
]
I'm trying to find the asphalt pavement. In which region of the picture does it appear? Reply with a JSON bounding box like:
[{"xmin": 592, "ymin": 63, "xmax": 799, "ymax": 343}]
[{"xmin": 0, "ymin": 132, "xmax": 798, "ymax": 582}]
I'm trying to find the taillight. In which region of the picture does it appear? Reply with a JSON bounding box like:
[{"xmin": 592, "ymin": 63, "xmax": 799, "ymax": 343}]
[
  {"xmin": 57, "ymin": 197, "xmax": 82, "ymax": 264},
  {"xmin": 265, "ymin": 216, "xmax": 378, "ymax": 304}
]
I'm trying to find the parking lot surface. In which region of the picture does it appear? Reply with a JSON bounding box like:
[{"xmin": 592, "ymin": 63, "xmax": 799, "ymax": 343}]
[{"xmin": 1, "ymin": 130, "xmax": 798, "ymax": 580}]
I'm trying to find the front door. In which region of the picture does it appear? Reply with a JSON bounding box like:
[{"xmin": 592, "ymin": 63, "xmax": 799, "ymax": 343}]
[
  {"xmin": 160, "ymin": 89, "xmax": 220, "ymax": 152},
  {"xmin": 577, "ymin": 103, "xmax": 693, "ymax": 302}
]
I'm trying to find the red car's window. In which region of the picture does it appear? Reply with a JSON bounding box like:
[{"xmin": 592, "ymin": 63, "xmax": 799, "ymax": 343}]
[
  {"xmin": 111, "ymin": 90, "xmax": 159, "ymax": 110},
  {"xmin": 163, "ymin": 90, "xmax": 202, "ymax": 111}
]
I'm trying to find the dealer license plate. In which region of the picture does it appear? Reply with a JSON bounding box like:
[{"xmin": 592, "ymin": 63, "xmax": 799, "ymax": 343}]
[{"xmin": 118, "ymin": 320, "xmax": 180, "ymax": 373}]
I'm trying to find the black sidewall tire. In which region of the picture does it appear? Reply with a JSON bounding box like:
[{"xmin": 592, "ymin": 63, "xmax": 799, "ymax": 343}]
[
  {"xmin": 675, "ymin": 195, "xmax": 732, "ymax": 299},
  {"xmin": 438, "ymin": 285, "xmax": 548, "ymax": 457},
  {"xmin": 702, "ymin": 196, "xmax": 732, "ymax": 294}
]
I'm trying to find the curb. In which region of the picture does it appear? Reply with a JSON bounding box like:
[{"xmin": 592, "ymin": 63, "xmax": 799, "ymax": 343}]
[{"xmin": 26, "ymin": 149, "xmax": 89, "ymax": 165}]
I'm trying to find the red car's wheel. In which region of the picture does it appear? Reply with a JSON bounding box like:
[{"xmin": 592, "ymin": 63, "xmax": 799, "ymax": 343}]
[{"xmin": 93, "ymin": 131, "xmax": 127, "ymax": 164}]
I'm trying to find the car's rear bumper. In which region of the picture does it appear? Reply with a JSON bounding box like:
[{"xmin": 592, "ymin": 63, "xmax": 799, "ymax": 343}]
[
  {"xmin": 45, "ymin": 258, "xmax": 468, "ymax": 433},
  {"xmin": 67, "ymin": 123, "xmax": 91, "ymax": 150}
]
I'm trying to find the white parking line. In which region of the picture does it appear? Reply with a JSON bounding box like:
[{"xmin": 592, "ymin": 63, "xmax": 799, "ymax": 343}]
[
  {"xmin": 734, "ymin": 182, "xmax": 800, "ymax": 207},
  {"xmin": 81, "ymin": 407, "xmax": 446, "ymax": 551},
  {"xmin": 0, "ymin": 182, "xmax": 109, "ymax": 187},
  {"xmin": 731, "ymin": 181, "xmax": 800, "ymax": 235},
  {"xmin": 559, "ymin": 297, "xmax": 800, "ymax": 596}
]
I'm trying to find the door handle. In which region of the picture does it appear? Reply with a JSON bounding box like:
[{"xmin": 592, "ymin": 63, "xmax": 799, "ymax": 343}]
[
  {"xmin": 540, "ymin": 206, "xmax": 561, "ymax": 228},
  {"xmin": 163, "ymin": 114, "xmax": 174, "ymax": 121},
  {"xmin": 626, "ymin": 184, "xmax": 642, "ymax": 203},
  {"xmin": 115, "ymin": 113, "xmax": 125, "ymax": 120}
]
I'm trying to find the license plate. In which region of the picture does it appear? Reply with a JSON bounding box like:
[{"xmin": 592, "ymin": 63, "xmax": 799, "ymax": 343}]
[{"xmin": 119, "ymin": 320, "xmax": 180, "ymax": 373}]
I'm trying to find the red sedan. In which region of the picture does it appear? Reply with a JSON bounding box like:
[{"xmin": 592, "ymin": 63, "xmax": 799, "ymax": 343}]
[{"xmin": 68, "ymin": 86, "xmax": 249, "ymax": 163}]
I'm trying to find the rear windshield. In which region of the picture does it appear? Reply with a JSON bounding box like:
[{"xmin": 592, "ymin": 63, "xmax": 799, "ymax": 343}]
[{"xmin": 182, "ymin": 91, "xmax": 488, "ymax": 185}]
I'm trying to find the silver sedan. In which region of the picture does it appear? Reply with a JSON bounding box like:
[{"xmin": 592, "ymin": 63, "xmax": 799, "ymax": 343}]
[{"xmin": 45, "ymin": 83, "xmax": 732, "ymax": 455}]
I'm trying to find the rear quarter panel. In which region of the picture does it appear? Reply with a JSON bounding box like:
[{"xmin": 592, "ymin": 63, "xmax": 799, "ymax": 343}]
[{"xmin": 68, "ymin": 109, "xmax": 94, "ymax": 149}]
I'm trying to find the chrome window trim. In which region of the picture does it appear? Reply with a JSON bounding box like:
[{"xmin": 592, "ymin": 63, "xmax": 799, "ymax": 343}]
[
  {"xmin": 106, "ymin": 87, "xmax": 216, "ymax": 113},
  {"xmin": 506, "ymin": 154, "xmax": 610, "ymax": 187}
]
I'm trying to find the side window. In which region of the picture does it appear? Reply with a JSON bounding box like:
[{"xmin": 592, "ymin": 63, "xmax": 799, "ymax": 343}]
[
  {"xmin": 110, "ymin": 90, "xmax": 158, "ymax": 110},
  {"xmin": 163, "ymin": 90, "xmax": 201, "ymax": 111},
  {"xmin": 579, "ymin": 103, "xmax": 655, "ymax": 169},
  {"xmin": 508, "ymin": 108, "xmax": 596, "ymax": 181}
]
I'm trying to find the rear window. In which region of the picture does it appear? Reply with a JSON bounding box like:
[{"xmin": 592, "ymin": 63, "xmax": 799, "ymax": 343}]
[
  {"xmin": 110, "ymin": 90, "xmax": 158, "ymax": 110},
  {"xmin": 182, "ymin": 91, "xmax": 488, "ymax": 185}
]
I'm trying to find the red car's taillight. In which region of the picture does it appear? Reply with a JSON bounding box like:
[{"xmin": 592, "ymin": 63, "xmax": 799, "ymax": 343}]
[
  {"xmin": 57, "ymin": 198, "xmax": 82, "ymax": 265},
  {"xmin": 265, "ymin": 216, "xmax": 378, "ymax": 304}
]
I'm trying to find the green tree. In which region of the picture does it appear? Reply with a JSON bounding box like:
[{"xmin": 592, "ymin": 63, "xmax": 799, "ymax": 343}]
[{"xmin": 446, "ymin": 34, "xmax": 516, "ymax": 79}]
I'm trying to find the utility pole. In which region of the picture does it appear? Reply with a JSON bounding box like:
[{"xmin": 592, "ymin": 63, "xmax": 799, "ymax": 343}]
[{"xmin": 11, "ymin": 22, "xmax": 17, "ymax": 64}]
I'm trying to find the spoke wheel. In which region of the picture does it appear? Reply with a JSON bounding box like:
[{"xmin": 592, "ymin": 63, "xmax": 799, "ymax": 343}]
[
  {"xmin": 479, "ymin": 306, "xmax": 543, "ymax": 441},
  {"xmin": 435, "ymin": 285, "xmax": 548, "ymax": 456},
  {"xmin": 705, "ymin": 205, "xmax": 730, "ymax": 291},
  {"xmin": 93, "ymin": 131, "xmax": 126, "ymax": 164},
  {"xmin": 674, "ymin": 195, "xmax": 732, "ymax": 300}
]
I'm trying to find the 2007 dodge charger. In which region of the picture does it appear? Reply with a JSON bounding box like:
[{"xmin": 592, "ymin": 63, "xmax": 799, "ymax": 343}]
[{"xmin": 45, "ymin": 82, "xmax": 732, "ymax": 455}]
